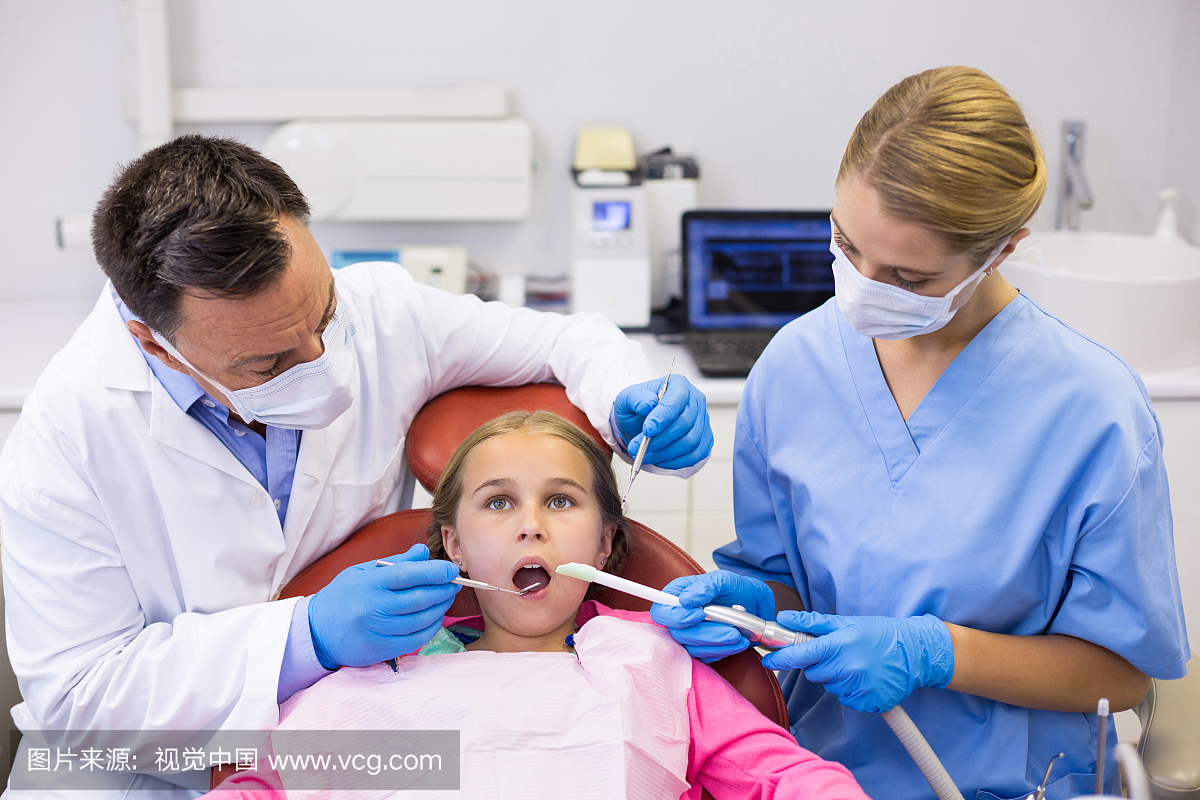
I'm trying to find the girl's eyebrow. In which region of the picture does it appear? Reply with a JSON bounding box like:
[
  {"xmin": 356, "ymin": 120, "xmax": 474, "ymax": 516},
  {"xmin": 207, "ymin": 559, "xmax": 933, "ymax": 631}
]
[
  {"xmin": 546, "ymin": 477, "xmax": 588, "ymax": 494},
  {"xmin": 471, "ymin": 477, "xmax": 514, "ymax": 496},
  {"xmin": 470, "ymin": 476, "xmax": 589, "ymax": 496}
]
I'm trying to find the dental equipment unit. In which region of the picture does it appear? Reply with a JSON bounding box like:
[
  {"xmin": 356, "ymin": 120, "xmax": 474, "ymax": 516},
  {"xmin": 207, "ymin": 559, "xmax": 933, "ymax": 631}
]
[
  {"xmin": 556, "ymin": 562, "xmax": 967, "ymax": 800},
  {"xmin": 620, "ymin": 359, "xmax": 674, "ymax": 513}
]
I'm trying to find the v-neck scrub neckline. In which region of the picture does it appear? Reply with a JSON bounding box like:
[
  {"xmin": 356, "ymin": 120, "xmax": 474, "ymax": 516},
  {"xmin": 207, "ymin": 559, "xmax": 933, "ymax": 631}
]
[{"xmin": 837, "ymin": 294, "xmax": 1026, "ymax": 485}]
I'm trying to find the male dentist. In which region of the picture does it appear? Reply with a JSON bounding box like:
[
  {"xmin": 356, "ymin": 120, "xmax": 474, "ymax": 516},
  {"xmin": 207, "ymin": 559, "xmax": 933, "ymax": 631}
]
[{"xmin": 0, "ymin": 135, "xmax": 711, "ymax": 796}]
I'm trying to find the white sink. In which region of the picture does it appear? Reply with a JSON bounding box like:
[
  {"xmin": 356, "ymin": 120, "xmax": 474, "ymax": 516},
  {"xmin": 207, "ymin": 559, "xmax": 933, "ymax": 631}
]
[{"xmin": 1002, "ymin": 231, "xmax": 1200, "ymax": 374}]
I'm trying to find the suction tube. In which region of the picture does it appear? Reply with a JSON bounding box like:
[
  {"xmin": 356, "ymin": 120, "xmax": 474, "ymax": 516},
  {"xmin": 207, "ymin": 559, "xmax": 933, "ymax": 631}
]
[
  {"xmin": 702, "ymin": 605, "xmax": 965, "ymax": 800},
  {"xmin": 878, "ymin": 706, "xmax": 962, "ymax": 800}
]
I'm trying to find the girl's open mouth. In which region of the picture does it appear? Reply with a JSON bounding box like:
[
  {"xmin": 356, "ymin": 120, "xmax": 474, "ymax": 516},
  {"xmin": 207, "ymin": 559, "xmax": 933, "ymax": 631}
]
[{"xmin": 512, "ymin": 562, "xmax": 551, "ymax": 594}]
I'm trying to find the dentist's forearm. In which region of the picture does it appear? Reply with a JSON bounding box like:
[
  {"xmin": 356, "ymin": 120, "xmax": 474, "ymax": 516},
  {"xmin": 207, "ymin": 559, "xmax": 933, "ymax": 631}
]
[
  {"xmin": 278, "ymin": 596, "xmax": 334, "ymax": 704},
  {"xmin": 945, "ymin": 623, "xmax": 1151, "ymax": 712}
]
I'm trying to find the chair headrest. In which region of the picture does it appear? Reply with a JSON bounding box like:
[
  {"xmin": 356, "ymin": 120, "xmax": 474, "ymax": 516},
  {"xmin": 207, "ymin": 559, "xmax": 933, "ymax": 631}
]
[{"xmin": 406, "ymin": 384, "xmax": 611, "ymax": 493}]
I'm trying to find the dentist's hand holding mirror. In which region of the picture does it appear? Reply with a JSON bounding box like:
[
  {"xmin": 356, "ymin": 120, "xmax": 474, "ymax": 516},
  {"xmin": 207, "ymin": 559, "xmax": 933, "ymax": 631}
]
[{"xmin": 613, "ymin": 374, "xmax": 713, "ymax": 470}]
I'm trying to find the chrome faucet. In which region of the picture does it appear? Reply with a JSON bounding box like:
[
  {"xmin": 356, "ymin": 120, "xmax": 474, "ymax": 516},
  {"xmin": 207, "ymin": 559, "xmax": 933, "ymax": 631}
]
[{"xmin": 1056, "ymin": 120, "xmax": 1094, "ymax": 230}]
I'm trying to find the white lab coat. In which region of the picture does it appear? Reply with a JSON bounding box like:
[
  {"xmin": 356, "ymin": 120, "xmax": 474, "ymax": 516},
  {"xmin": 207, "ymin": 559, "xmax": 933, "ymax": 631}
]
[{"xmin": 0, "ymin": 263, "xmax": 659, "ymax": 794}]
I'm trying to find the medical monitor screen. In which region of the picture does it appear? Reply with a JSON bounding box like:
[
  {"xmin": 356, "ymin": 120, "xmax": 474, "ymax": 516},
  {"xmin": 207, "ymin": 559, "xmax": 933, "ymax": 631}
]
[
  {"xmin": 684, "ymin": 212, "xmax": 834, "ymax": 330},
  {"xmin": 593, "ymin": 201, "xmax": 632, "ymax": 231}
]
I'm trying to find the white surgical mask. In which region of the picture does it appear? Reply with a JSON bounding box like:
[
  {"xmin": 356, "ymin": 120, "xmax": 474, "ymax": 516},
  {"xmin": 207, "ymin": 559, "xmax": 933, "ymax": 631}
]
[
  {"xmin": 151, "ymin": 306, "xmax": 358, "ymax": 430},
  {"xmin": 830, "ymin": 226, "xmax": 1009, "ymax": 340}
]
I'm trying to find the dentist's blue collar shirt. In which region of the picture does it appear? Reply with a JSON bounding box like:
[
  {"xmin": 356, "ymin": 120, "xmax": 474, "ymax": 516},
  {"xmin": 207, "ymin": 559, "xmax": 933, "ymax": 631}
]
[{"xmin": 717, "ymin": 293, "xmax": 1189, "ymax": 800}]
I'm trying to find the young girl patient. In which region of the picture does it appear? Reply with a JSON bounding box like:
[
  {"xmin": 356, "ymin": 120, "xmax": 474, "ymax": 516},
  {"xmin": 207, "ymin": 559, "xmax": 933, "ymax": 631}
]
[{"xmin": 214, "ymin": 411, "xmax": 870, "ymax": 800}]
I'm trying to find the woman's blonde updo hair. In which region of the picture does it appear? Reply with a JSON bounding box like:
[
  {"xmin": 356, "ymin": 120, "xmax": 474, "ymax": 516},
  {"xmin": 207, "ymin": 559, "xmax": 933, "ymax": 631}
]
[
  {"xmin": 426, "ymin": 411, "xmax": 631, "ymax": 598},
  {"xmin": 838, "ymin": 66, "xmax": 1046, "ymax": 264}
]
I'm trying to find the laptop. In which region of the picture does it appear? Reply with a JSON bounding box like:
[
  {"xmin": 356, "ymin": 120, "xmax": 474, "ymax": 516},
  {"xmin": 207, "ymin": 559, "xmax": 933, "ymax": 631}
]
[{"xmin": 682, "ymin": 210, "xmax": 834, "ymax": 377}]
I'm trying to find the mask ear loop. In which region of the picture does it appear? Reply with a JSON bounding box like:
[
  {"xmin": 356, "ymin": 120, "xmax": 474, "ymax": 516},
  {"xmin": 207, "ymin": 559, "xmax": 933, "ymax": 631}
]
[
  {"xmin": 982, "ymin": 235, "xmax": 1018, "ymax": 278},
  {"xmin": 149, "ymin": 329, "xmax": 251, "ymax": 421},
  {"xmin": 1006, "ymin": 241, "xmax": 1051, "ymax": 278},
  {"xmin": 946, "ymin": 237, "xmax": 1011, "ymax": 313}
]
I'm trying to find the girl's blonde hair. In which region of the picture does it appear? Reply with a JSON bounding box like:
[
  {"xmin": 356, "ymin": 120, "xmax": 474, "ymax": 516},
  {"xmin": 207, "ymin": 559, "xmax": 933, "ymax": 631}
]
[
  {"xmin": 426, "ymin": 411, "xmax": 630, "ymax": 594},
  {"xmin": 838, "ymin": 66, "xmax": 1046, "ymax": 264}
]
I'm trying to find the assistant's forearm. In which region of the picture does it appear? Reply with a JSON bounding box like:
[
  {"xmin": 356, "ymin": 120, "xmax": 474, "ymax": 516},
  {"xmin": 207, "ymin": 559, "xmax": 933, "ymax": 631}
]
[{"xmin": 945, "ymin": 624, "xmax": 1151, "ymax": 712}]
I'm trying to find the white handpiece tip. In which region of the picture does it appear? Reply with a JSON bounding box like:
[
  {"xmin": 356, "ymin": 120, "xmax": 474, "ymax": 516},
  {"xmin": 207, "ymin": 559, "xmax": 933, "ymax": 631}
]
[
  {"xmin": 1098, "ymin": 698, "xmax": 1109, "ymax": 715},
  {"xmin": 555, "ymin": 563, "xmax": 598, "ymax": 582}
]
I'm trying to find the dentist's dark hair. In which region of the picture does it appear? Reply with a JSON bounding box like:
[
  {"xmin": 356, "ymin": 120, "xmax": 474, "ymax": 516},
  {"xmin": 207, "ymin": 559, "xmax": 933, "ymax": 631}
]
[
  {"xmin": 91, "ymin": 134, "xmax": 311, "ymax": 343},
  {"xmin": 427, "ymin": 411, "xmax": 631, "ymax": 599}
]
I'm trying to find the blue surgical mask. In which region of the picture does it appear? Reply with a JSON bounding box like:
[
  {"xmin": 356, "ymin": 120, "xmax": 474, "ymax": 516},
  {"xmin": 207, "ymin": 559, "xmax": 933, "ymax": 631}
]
[{"xmin": 152, "ymin": 307, "xmax": 358, "ymax": 430}]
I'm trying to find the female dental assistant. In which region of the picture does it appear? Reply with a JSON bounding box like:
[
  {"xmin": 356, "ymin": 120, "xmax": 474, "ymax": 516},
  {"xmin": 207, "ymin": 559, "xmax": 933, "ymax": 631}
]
[{"xmin": 653, "ymin": 66, "xmax": 1190, "ymax": 800}]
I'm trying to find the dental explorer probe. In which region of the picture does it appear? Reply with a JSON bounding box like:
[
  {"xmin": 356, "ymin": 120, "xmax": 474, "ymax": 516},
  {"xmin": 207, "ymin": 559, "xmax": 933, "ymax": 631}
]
[
  {"xmin": 374, "ymin": 559, "xmax": 542, "ymax": 596},
  {"xmin": 373, "ymin": 559, "xmax": 542, "ymax": 672},
  {"xmin": 620, "ymin": 359, "xmax": 675, "ymax": 513},
  {"xmin": 556, "ymin": 563, "xmax": 966, "ymax": 800}
]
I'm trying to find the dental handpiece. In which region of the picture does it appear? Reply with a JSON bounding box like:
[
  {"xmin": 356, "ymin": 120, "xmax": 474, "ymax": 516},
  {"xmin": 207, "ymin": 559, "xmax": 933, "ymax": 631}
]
[
  {"xmin": 698, "ymin": 603, "xmax": 811, "ymax": 648},
  {"xmin": 556, "ymin": 563, "xmax": 813, "ymax": 644},
  {"xmin": 555, "ymin": 563, "xmax": 813, "ymax": 647}
]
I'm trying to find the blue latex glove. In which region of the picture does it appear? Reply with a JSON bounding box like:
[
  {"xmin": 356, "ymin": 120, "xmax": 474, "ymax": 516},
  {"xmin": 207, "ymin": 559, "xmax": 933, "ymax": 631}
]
[
  {"xmin": 649, "ymin": 571, "xmax": 775, "ymax": 663},
  {"xmin": 613, "ymin": 374, "xmax": 713, "ymax": 470},
  {"xmin": 762, "ymin": 610, "xmax": 955, "ymax": 714},
  {"xmin": 308, "ymin": 544, "xmax": 460, "ymax": 669}
]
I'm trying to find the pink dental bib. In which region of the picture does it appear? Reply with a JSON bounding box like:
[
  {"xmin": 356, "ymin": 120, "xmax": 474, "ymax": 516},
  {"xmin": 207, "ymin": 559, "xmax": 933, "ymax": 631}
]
[{"xmin": 276, "ymin": 614, "xmax": 693, "ymax": 800}]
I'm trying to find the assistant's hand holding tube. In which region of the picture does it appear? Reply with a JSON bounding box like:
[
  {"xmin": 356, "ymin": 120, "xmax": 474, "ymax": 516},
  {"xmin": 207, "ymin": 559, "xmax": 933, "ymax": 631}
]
[
  {"xmin": 308, "ymin": 544, "xmax": 461, "ymax": 669},
  {"xmin": 614, "ymin": 375, "xmax": 713, "ymax": 470},
  {"xmin": 762, "ymin": 610, "xmax": 955, "ymax": 714},
  {"xmin": 650, "ymin": 571, "xmax": 775, "ymax": 662}
]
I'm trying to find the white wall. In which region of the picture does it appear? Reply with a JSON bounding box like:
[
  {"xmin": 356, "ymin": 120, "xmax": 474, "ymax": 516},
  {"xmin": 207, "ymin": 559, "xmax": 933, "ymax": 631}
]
[
  {"xmin": 1164, "ymin": 0, "xmax": 1200, "ymax": 243},
  {"xmin": 0, "ymin": 0, "xmax": 1195, "ymax": 298},
  {"xmin": 0, "ymin": 1, "xmax": 130, "ymax": 303}
]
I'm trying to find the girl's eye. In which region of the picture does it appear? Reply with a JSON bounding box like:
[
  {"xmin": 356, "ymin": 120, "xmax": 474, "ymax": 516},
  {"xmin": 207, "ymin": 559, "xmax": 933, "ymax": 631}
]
[
  {"xmin": 549, "ymin": 496, "xmax": 573, "ymax": 510},
  {"xmin": 488, "ymin": 497, "xmax": 512, "ymax": 511}
]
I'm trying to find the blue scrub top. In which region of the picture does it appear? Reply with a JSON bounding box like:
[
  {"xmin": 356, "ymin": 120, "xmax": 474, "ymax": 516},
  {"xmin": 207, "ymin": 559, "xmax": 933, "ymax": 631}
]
[{"xmin": 716, "ymin": 294, "xmax": 1190, "ymax": 800}]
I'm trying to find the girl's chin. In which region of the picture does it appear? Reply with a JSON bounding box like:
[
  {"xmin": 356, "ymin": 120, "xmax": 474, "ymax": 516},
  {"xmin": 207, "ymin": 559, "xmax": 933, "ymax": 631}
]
[{"xmin": 485, "ymin": 611, "xmax": 578, "ymax": 639}]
